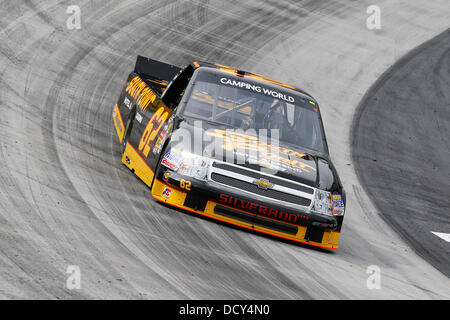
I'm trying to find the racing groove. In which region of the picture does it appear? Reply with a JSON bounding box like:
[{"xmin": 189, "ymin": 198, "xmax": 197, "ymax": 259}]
[{"xmin": 0, "ymin": 0, "xmax": 449, "ymax": 299}]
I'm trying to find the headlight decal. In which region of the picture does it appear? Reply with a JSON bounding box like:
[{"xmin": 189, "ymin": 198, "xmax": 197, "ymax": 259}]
[
  {"xmin": 166, "ymin": 149, "xmax": 211, "ymax": 181},
  {"xmin": 312, "ymin": 189, "xmax": 332, "ymax": 216}
]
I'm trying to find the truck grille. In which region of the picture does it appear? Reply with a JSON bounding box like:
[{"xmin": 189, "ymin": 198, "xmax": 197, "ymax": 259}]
[
  {"xmin": 212, "ymin": 162, "xmax": 314, "ymax": 194},
  {"xmin": 209, "ymin": 161, "xmax": 314, "ymax": 209}
]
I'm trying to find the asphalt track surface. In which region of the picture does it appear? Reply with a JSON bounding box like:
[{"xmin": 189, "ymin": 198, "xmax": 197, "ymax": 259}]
[
  {"xmin": 352, "ymin": 30, "xmax": 450, "ymax": 278},
  {"xmin": 0, "ymin": 0, "xmax": 448, "ymax": 299}
]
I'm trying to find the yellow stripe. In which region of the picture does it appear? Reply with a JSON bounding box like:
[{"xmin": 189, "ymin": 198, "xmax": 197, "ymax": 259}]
[
  {"xmin": 152, "ymin": 178, "xmax": 187, "ymax": 205},
  {"xmin": 122, "ymin": 143, "xmax": 154, "ymax": 187},
  {"xmin": 147, "ymin": 79, "xmax": 168, "ymax": 86},
  {"xmin": 113, "ymin": 104, "xmax": 125, "ymax": 142}
]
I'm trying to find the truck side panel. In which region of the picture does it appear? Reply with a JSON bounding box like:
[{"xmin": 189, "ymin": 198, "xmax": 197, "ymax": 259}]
[{"xmin": 114, "ymin": 71, "xmax": 175, "ymax": 188}]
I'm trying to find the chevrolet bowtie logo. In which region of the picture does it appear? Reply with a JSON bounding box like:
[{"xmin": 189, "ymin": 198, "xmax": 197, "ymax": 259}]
[{"xmin": 253, "ymin": 178, "xmax": 273, "ymax": 190}]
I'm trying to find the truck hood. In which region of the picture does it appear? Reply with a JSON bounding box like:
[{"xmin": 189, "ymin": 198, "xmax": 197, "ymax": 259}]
[{"xmin": 170, "ymin": 118, "xmax": 336, "ymax": 190}]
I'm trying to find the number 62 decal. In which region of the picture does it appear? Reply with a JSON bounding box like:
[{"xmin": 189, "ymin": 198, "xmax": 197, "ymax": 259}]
[
  {"xmin": 180, "ymin": 179, "xmax": 191, "ymax": 191},
  {"xmin": 138, "ymin": 106, "xmax": 169, "ymax": 158}
]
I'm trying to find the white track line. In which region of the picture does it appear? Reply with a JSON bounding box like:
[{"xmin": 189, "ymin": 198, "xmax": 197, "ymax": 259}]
[{"xmin": 431, "ymin": 232, "xmax": 450, "ymax": 243}]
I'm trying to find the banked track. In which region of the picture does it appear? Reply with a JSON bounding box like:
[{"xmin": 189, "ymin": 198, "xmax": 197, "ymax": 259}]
[
  {"xmin": 352, "ymin": 29, "xmax": 450, "ymax": 278},
  {"xmin": 0, "ymin": 0, "xmax": 449, "ymax": 299}
]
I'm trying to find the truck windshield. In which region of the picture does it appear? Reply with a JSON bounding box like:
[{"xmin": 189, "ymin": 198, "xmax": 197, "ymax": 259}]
[{"xmin": 181, "ymin": 68, "xmax": 327, "ymax": 153}]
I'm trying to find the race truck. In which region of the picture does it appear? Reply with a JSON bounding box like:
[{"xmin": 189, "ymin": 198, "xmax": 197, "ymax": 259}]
[{"xmin": 112, "ymin": 56, "xmax": 346, "ymax": 249}]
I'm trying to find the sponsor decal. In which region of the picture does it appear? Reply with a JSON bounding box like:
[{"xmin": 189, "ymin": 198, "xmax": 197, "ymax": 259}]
[
  {"xmin": 163, "ymin": 170, "xmax": 171, "ymax": 182},
  {"xmin": 125, "ymin": 76, "xmax": 157, "ymax": 111},
  {"xmin": 218, "ymin": 194, "xmax": 309, "ymax": 225},
  {"xmin": 161, "ymin": 149, "xmax": 183, "ymax": 170},
  {"xmin": 161, "ymin": 159, "xmax": 176, "ymax": 169},
  {"xmin": 135, "ymin": 112, "xmax": 143, "ymax": 123},
  {"xmin": 162, "ymin": 187, "xmax": 172, "ymax": 199},
  {"xmin": 152, "ymin": 115, "xmax": 174, "ymax": 155},
  {"xmin": 153, "ymin": 137, "xmax": 162, "ymax": 154},
  {"xmin": 220, "ymin": 77, "xmax": 295, "ymax": 103},
  {"xmin": 331, "ymin": 194, "xmax": 344, "ymax": 215},
  {"xmin": 332, "ymin": 194, "xmax": 344, "ymax": 207},
  {"xmin": 124, "ymin": 96, "xmax": 132, "ymax": 109}
]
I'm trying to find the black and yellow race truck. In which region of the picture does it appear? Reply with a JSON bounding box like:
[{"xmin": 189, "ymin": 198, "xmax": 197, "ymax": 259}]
[{"xmin": 112, "ymin": 56, "xmax": 346, "ymax": 249}]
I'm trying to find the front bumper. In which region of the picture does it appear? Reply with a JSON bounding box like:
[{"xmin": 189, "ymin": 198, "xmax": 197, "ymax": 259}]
[{"xmin": 151, "ymin": 170, "xmax": 341, "ymax": 249}]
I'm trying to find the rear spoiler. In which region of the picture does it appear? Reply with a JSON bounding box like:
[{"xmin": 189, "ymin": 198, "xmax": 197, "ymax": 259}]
[{"xmin": 134, "ymin": 55, "xmax": 181, "ymax": 83}]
